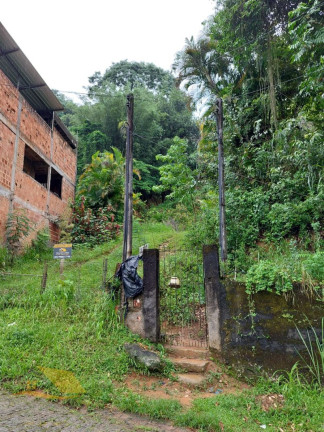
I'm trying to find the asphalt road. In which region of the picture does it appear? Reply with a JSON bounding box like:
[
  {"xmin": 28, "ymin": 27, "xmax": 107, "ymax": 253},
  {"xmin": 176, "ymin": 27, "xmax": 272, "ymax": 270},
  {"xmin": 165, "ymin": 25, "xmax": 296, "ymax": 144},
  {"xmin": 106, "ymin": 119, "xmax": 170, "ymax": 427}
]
[{"xmin": 0, "ymin": 391, "xmax": 190, "ymax": 432}]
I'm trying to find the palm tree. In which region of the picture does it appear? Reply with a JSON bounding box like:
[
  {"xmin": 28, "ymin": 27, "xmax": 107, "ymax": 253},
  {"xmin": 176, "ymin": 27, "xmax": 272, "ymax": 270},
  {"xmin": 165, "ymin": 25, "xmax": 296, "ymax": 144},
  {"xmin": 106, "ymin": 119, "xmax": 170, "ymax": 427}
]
[{"xmin": 173, "ymin": 35, "xmax": 230, "ymax": 261}]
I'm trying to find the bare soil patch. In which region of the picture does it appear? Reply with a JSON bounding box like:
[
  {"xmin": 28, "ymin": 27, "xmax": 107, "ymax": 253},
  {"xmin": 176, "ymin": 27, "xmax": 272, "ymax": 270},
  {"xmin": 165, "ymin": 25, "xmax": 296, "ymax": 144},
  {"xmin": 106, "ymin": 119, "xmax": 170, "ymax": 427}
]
[{"xmin": 124, "ymin": 360, "xmax": 249, "ymax": 407}]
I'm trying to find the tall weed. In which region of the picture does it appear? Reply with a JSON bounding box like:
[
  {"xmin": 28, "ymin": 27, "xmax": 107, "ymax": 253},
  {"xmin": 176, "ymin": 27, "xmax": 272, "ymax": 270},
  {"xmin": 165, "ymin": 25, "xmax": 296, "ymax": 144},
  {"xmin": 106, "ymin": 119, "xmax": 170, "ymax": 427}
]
[{"xmin": 296, "ymin": 318, "xmax": 324, "ymax": 387}]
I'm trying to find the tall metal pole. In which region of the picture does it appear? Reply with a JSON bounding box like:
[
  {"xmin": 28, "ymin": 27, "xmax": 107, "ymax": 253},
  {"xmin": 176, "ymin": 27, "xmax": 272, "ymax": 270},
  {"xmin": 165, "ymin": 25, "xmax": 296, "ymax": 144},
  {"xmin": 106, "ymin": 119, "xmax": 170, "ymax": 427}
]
[
  {"xmin": 122, "ymin": 93, "xmax": 134, "ymax": 262},
  {"xmin": 215, "ymin": 98, "xmax": 227, "ymax": 262}
]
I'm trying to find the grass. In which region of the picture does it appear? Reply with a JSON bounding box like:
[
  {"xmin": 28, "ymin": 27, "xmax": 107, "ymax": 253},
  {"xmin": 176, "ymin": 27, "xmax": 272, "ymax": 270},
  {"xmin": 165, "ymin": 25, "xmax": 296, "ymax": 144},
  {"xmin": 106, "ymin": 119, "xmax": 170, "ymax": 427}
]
[
  {"xmin": 174, "ymin": 376, "xmax": 324, "ymax": 431},
  {"xmin": 296, "ymin": 318, "xmax": 324, "ymax": 387},
  {"xmin": 113, "ymin": 369, "xmax": 324, "ymax": 431},
  {"xmin": 0, "ymin": 222, "xmax": 179, "ymax": 405},
  {"xmin": 1, "ymin": 220, "xmax": 324, "ymax": 431},
  {"xmin": 231, "ymin": 240, "xmax": 324, "ymax": 299}
]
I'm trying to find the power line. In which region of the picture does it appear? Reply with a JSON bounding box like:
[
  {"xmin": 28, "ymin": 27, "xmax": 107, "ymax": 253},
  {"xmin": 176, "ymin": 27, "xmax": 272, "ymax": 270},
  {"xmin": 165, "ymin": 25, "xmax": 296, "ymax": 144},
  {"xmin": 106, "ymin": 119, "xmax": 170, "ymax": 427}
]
[
  {"xmin": 230, "ymin": 66, "xmax": 324, "ymax": 99},
  {"xmin": 0, "ymin": 82, "xmax": 165, "ymax": 104},
  {"xmin": 207, "ymin": 1, "xmax": 324, "ymax": 57},
  {"xmin": 1, "ymin": 64, "xmax": 321, "ymax": 106}
]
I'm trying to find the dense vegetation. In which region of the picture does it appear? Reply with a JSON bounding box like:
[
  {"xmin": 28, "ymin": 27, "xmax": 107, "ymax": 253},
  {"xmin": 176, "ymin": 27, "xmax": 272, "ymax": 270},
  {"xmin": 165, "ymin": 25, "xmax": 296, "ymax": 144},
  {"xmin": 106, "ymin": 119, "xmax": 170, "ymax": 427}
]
[
  {"xmin": 55, "ymin": 60, "xmax": 199, "ymax": 200},
  {"xmin": 171, "ymin": 0, "xmax": 323, "ymax": 257},
  {"xmin": 0, "ymin": 2, "xmax": 323, "ymax": 429},
  {"xmin": 54, "ymin": 0, "xmax": 323, "ymax": 291},
  {"xmin": 1, "ymin": 225, "xmax": 323, "ymax": 431}
]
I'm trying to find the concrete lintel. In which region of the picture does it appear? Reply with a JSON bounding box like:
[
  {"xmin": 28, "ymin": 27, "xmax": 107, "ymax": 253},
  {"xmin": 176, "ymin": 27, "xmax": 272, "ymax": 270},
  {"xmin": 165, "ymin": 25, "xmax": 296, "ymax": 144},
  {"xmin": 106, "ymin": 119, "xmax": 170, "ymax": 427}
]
[
  {"xmin": 0, "ymin": 111, "xmax": 76, "ymax": 188},
  {"xmin": 0, "ymin": 184, "xmax": 11, "ymax": 198}
]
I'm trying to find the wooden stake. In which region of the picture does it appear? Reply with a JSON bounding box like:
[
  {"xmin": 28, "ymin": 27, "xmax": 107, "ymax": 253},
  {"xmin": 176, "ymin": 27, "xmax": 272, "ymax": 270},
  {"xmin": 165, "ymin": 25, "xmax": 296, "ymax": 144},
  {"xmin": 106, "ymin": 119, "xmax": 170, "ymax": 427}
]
[
  {"xmin": 60, "ymin": 259, "xmax": 64, "ymax": 278},
  {"xmin": 102, "ymin": 258, "xmax": 108, "ymax": 290},
  {"xmin": 41, "ymin": 263, "xmax": 48, "ymax": 293}
]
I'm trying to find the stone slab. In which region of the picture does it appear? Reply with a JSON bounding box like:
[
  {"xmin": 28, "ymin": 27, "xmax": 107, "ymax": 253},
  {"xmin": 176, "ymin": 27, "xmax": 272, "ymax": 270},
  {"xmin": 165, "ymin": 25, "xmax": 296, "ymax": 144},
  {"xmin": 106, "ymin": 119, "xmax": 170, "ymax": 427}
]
[
  {"xmin": 177, "ymin": 373, "xmax": 206, "ymax": 386},
  {"xmin": 169, "ymin": 357, "xmax": 209, "ymax": 373},
  {"xmin": 165, "ymin": 346, "xmax": 209, "ymax": 360}
]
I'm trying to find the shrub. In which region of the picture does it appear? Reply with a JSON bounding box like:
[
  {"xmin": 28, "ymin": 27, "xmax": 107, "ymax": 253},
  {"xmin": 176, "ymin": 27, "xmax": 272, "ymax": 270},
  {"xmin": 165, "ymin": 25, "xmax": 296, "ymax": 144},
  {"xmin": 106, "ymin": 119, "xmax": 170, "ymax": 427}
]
[
  {"xmin": 0, "ymin": 247, "xmax": 10, "ymax": 269},
  {"xmin": 5, "ymin": 209, "xmax": 32, "ymax": 255},
  {"xmin": 246, "ymin": 260, "xmax": 294, "ymax": 295},
  {"xmin": 71, "ymin": 196, "xmax": 121, "ymax": 246},
  {"xmin": 303, "ymin": 252, "xmax": 324, "ymax": 282}
]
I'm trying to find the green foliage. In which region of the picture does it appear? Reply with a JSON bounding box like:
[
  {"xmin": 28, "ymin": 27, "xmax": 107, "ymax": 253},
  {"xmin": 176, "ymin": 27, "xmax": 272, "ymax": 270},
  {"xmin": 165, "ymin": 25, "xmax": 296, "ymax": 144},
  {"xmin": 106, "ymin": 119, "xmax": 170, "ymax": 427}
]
[
  {"xmin": 115, "ymin": 391, "xmax": 182, "ymax": 420},
  {"xmin": 31, "ymin": 229, "xmax": 50, "ymax": 253},
  {"xmin": 176, "ymin": 369, "xmax": 324, "ymax": 431},
  {"xmin": 0, "ymin": 221, "xmax": 324, "ymax": 429},
  {"xmin": 133, "ymin": 160, "xmax": 159, "ymax": 200},
  {"xmin": 246, "ymin": 251, "xmax": 324, "ymax": 296},
  {"xmin": 71, "ymin": 197, "xmax": 120, "ymax": 246},
  {"xmin": 154, "ymin": 137, "xmax": 198, "ymax": 213},
  {"xmin": 21, "ymin": 229, "xmax": 51, "ymax": 262},
  {"xmin": 246, "ymin": 260, "xmax": 294, "ymax": 295},
  {"xmin": 160, "ymin": 0, "xmax": 324, "ymax": 278},
  {"xmin": 296, "ymin": 318, "xmax": 324, "ymax": 387},
  {"xmin": 43, "ymin": 279, "xmax": 75, "ymax": 305},
  {"xmin": 303, "ymin": 252, "xmax": 324, "ymax": 283},
  {"xmin": 5, "ymin": 209, "xmax": 33, "ymax": 256},
  {"xmin": 88, "ymin": 60, "xmax": 175, "ymax": 93},
  {"xmin": 0, "ymin": 221, "xmax": 182, "ymax": 406},
  {"xmin": 76, "ymin": 148, "xmax": 124, "ymax": 212},
  {"xmin": 160, "ymin": 248, "xmax": 205, "ymax": 326},
  {"xmin": 57, "ymin": 60, "xmax": 199, "ymax": 191},
  {"xmin": 0, "ymin": 247, "xmax": 10, "ymax": 269}
]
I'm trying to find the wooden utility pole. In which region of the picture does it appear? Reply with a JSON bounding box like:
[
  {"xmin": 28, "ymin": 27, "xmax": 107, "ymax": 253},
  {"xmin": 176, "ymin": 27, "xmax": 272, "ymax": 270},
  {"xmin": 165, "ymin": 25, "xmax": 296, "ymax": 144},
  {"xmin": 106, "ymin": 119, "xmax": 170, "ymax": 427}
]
[
  {"xmin": 215, "ymin": 98, "xmax": 227, "ymax": 262},
  {"xmin": 122, "ymin": 93, "xmax": 134, "ymax": 262}
]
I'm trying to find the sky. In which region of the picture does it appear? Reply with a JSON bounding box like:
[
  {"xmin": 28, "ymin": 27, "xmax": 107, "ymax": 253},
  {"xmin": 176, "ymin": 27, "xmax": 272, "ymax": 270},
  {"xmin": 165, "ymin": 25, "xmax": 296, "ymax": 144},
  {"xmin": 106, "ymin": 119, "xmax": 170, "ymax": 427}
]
[{"xmin": 1, "ymin": 0, "xmax": 215, "ymax": 101}]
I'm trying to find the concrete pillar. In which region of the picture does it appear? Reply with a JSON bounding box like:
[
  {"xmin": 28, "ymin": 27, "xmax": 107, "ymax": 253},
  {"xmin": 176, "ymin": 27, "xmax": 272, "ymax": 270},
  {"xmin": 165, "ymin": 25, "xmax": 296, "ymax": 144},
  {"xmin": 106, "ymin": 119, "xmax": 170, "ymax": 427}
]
[
  {"xmin": 9, "ymin": 93, "xmax": 23, "ymax": 213},
  {"xmin": 143, "ymin": 249, "xmax": 160, "ymax": 343},
  {"xmin": 203, "ymin": 245, "xmax": 224, "ymax": 351}
]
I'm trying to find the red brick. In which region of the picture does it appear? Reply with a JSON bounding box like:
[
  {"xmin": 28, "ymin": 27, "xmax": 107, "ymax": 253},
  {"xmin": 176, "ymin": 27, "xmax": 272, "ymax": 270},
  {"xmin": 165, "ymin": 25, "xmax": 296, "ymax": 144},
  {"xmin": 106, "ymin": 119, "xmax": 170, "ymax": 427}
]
[{"xmin": 0, "ymin": 69, "xmax": 77, "ymax": 245}]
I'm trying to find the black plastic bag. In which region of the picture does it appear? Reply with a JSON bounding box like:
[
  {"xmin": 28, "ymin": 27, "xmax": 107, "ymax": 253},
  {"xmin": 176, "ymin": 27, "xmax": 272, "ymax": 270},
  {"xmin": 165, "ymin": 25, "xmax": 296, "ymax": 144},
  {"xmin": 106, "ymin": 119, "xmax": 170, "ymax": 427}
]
[{"xmin": 116, "ymin": 255, "xmax": 143, "ymax": 299}]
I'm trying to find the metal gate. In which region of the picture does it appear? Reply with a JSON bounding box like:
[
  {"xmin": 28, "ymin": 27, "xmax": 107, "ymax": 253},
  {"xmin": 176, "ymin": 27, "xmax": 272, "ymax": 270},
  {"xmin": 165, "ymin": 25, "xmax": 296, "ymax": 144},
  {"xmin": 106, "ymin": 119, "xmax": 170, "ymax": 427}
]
[{"xmin": 159, "ymin": 246, "xmax": 208, "ymax": 347}]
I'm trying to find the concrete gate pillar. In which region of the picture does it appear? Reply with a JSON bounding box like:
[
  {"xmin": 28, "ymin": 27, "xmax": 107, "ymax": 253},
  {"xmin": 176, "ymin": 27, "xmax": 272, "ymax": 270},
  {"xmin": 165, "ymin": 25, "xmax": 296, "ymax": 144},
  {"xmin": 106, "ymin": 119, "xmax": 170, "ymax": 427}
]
[
  {"xmin": 124, "ymin": 249, "xmax": 160, "ymax": 343},
  {"xmin": 203, "ymin": 245, "xmax": 224, "ymax": 351},
  {"xmin": 142, "ymin": 248, "xmax": 160, "ymax": 343}
]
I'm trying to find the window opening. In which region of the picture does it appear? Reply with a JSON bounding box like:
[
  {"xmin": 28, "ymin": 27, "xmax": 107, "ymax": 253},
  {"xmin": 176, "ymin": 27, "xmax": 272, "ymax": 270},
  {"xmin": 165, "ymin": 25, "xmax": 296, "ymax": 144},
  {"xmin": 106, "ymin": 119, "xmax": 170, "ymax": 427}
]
[
  {"xmin": 23, "ymin": 145, "xmax": 63, "ymax": 199},
  {"xmin": 23, "ymin": 145, "xmax": 48, "ymax": 188},
  {"xmin": 50, "ymin": 167, "xmax": 62, "ymax": 199}
]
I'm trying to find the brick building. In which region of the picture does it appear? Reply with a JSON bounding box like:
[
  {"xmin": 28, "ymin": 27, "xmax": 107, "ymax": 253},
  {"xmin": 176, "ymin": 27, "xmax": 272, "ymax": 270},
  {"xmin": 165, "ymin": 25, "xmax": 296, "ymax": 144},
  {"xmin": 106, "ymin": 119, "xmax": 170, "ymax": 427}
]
[{"xmin": 0, "ymin": 23, "xmax": 77, "ymax": 244}]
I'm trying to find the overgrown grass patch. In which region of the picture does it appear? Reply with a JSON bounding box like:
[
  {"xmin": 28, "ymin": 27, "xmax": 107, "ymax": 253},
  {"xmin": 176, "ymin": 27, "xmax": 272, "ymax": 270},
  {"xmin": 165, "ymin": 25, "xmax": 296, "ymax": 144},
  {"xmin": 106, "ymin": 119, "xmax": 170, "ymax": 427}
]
[
  {"xmin": 175, "ymin": 373, "xmax": 324, "ymax": 432},
  {"xmin": 243, "ymin": 245, "xmax": 323, "ymax": 296},
  {"xmin": 0, "ymin": 222, "xmax": 180, "ymax": 406},
  {"xmin": 1, "ymin": 221, "xmax": 323, "ymax": 430}
]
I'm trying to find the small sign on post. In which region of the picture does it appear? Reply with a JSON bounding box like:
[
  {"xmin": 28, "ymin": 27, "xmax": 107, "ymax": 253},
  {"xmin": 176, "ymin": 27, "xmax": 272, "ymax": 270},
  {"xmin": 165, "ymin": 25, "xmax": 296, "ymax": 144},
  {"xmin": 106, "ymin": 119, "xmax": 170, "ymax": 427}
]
[
  {"xmin": 53, "ymin": 244, "xmax": 72, "ymax": 278},
  {"xmin": 53, "ymin": 244, "xmax": 72, "ymax": 259}
]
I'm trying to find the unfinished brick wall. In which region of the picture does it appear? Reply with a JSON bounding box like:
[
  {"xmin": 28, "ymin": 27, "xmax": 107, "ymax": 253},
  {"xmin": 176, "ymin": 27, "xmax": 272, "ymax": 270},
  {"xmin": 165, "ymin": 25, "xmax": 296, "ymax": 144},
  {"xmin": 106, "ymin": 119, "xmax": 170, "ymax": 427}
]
[
  {"xmin": 0, "ymin": 122, "xmax": 15, "ymax": 190},
  {"xmin": 52, "ymin": 129, "xmax": 76, "ymax": 181},
  {"xmin": 0, "ymin": 69, "xmax": 77, "ymax": 245},
  {"xmin": 0, "ymin": 196, "xmax": 10, "ymax": 241},
  {"xmin": 0, "ymin": 70, "xmax": 19, "ymax": 126}
]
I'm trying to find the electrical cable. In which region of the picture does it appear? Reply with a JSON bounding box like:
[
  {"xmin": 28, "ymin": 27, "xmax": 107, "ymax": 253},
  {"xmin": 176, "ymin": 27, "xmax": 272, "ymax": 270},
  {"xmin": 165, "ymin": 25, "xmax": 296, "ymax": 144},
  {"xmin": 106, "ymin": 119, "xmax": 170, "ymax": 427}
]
[
  {"xmin": 206, "ymin": 2, "xmax": 324, "ymax": 57},
  {"xmin": 227, "ymin": 66, "xmax": 324, "ymax": 99}
]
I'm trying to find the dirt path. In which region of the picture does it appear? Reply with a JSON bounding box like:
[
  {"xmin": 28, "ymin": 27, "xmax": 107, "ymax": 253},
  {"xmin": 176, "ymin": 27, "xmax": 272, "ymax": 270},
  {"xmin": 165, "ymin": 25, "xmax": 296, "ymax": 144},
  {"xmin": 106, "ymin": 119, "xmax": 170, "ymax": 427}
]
[{"xmin": 0, "ymin": 391, "xmax": 190, "ymax": 432}]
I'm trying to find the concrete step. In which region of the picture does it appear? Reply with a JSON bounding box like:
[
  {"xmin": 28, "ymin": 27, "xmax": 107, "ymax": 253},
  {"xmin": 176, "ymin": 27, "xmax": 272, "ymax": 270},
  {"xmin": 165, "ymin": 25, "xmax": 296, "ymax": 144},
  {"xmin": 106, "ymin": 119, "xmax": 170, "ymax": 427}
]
[
  {"xmin": 177, "ymin": 373, "xmax": 206, "ymax": 386},
  {"xmin": 165, "ymin": 345, "xmax": 209, "ymax": 360},
  {"xmin": 169, "ymin": 357, "xmax": 209, "ymax": 373}
]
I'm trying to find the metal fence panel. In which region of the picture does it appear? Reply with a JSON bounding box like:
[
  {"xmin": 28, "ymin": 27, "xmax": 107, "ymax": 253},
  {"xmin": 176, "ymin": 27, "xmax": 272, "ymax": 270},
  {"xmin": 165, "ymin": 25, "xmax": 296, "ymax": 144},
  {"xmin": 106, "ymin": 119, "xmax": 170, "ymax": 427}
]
[{"xmin": 159, "ymin": 246, "xmax": 207, "ymax": 347}]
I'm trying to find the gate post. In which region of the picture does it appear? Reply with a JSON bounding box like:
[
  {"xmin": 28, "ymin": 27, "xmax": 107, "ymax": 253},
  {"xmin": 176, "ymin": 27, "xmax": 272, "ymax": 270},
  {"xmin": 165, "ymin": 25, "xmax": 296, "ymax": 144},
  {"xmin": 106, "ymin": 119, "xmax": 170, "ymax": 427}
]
[
  {"xmin": 203, "ymin": 245, "xmax": 223, "ymax": 351},
  {"xmin": 143, "ymin": 249, "xmax": 160, "ymax": 343}
]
